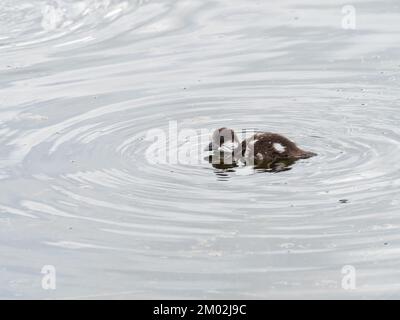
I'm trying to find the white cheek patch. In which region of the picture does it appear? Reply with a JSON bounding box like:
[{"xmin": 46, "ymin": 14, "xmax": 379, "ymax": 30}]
[
  {"xmin": 273, "ymin": 143, "xmax": 286, "ymax": 153},
  {"xmin": 219, "ymin": 141, "xmax": 239, "ymax": 153}
]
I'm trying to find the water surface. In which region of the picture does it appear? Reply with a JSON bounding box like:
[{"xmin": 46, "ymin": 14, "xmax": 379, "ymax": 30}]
[{"xmin": 1, "ymin": 0, "xmax": 400, "ymax": 299}]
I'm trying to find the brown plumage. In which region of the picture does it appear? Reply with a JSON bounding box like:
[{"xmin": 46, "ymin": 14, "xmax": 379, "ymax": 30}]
[{"xmin": 241, "ymin": 132, "xmax": 316, "ymax": 162}]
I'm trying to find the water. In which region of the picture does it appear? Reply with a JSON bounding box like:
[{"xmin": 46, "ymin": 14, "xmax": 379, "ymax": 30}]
[{"xmin": 1, "ymin": 0, "xmax": 400, "ymax": 299}]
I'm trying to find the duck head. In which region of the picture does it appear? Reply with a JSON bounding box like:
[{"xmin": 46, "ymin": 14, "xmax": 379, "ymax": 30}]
[{"xmin": 205, "ymin": 128, "xmax": 241, "ymax": 154}]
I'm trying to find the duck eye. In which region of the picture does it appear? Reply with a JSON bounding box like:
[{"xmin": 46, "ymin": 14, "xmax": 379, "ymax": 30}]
[{"xmin": 273, "ymin": 143, "xmax": 286, "ymax": 153}]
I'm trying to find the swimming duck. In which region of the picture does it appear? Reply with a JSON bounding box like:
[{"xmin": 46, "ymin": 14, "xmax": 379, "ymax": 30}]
[{"xmin": 206, "ymin": 128, "xmax": 316, "ymax": 169}]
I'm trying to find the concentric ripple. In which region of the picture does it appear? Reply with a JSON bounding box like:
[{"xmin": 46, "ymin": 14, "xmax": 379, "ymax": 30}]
[{"xmin": 1, "ymin": 0, "xmax": 400, "ymax": 299}]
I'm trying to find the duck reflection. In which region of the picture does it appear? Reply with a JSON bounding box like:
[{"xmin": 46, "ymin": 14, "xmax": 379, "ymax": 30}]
[{"xmin": 205, "ymin": 152, "xmax": 295, "ymax": 172}]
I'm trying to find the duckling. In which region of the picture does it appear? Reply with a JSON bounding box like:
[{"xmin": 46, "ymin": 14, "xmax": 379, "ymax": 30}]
[{"xmin": 206, "ymin": 128, "xmax": 316, "ymax": 169}]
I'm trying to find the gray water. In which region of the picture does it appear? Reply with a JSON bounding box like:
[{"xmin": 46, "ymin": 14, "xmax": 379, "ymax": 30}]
[{"xmin": 1, "ymin": 0, "xmax": 400, "ymax": 299}]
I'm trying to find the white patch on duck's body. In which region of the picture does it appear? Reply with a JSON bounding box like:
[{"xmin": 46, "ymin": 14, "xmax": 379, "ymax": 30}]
[
  {"xmin": 256, "ymin": 153, "xmax": 263, "ymax": 160},
  {"xmin": 273, "ymin": 142, "xmax": 286, "ymax": 153}
]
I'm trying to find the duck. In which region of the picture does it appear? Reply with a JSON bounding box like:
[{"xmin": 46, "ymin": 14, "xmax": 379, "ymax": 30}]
[{"xmin": 206, "ymin": 128, "xmax": 316, "ymax": 169}]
